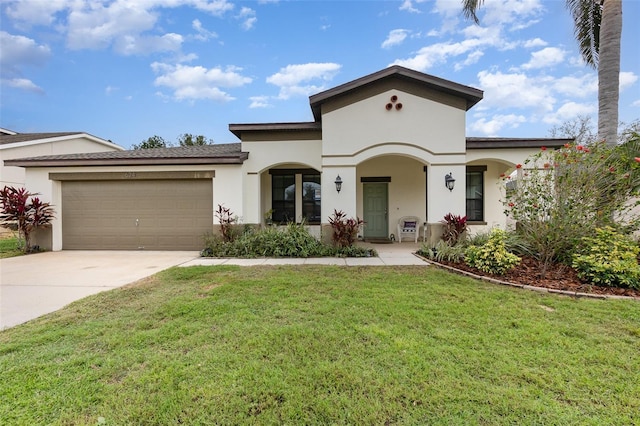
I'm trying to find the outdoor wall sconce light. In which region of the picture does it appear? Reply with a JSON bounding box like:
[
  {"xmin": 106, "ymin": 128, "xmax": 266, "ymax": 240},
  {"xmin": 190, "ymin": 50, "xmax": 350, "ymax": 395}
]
[
  {"xmin": 335, "ymin": 175, "xmax": 343, "ymax": 193},
  {"xmin": 445, "ymin": 172, "xmax": 455, "ymax": 192}
]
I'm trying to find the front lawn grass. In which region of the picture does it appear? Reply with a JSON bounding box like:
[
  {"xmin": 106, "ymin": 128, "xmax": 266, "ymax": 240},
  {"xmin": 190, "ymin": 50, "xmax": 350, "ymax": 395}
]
[
  {"xmin": 1, "ymin": 266, "xmax": 639, "ymax": 425},
  {"xmin": 0, "ymin": 235, "xmax": 23, "ymax": 259}
]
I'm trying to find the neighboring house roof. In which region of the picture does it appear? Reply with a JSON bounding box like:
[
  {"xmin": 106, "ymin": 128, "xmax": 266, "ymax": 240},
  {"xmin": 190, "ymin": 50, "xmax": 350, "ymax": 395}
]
[
  {"xmin": 309, "ymin": 65, "xmax": 484, "ymax": 120},
  {"xmin": 466, "ymin": 137, "xmax": 574, "ymax": 149},
  {"xmin": 0, "ymin": 131, "xmax": 123, "ymax": 150},
  {"xmin": 4, "ymin": 144, "xmax": 249, "ymax": 167},
  {"xmin": 0, "ymin": 128, "xmax": 18, "ymax": 136}
]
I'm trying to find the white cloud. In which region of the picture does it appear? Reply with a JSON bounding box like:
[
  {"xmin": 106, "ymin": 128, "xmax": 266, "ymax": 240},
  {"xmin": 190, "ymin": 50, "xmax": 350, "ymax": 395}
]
[
  {"xmin": 0, "ymin": 31, "xmax": 51, "ymax": 77},
  {"xmin": 551, "ymin": 74, "xmax": 597, "ymax": 98},
  {"xmin": 620, "ymin": 71, "xmax": 638, "ymax": 91},
  {"xmin": 470, "ymin": 114, "xmax": 526, "ymax": 136},
  {"xmin": 481, "ymin": 0, "xmax": 545, "ymax": 26},
  {"xmin": 114, "ymin": 33, "xmax": 183, "ymax": 56},
  {"xmin": 542, "ymin": 101, "xmax": 596, "ymax": 124},
  {"xmin": 267, "ymin": 63, "xmax": 341, "ymax": 99},
  {"xmin": 105, "ymin": 85, "xmax": 118, "ymax": 95},
  {"xmin": 2, "ymin": 78, "xmax": 45, "ymax": 94},
  {"xmin": 7, "ymin": 0, "xmax": 234, "ymax": 55},
  {"xmin": 192, "ymin": 19, "xmax": 217, "ymax": 41},
  {"xmin": 249, "ymin": 96, "xmax": 271, "ymax": 108},
  {"xmin": 454, "ymin": 50, "xmax": 484, "ymax": 71},
  {"xmin": 476, "ymin": 70, "xmax": 556, "ymax": 112},
  {"xmin": 151, "ymin": 63, "xmax": 252, "ymax": 101},
  {"xmin": 391, "ymin": 38, "xmax": 485, "ymax": 71},
  {"xmin": 237, "ymin": 7, "xmax": 257, "ymax": 30},
  {"xmin": 0, "ymin": 31, "xmax": 50, "ymax": 92},
  {"xmin": 381, "ymin": 29, "xmax": 409, "ymax": 49},
  {"xmin": 399, "ymin": 0, "xmax": 427, "ymax": 14},
  {"xmin": 4, "ymin": 0, "xmax": 72, "ymax": 26},
  {"xmin": 523, "ymin": 38, "xmax": 547, "ymax": 48},
  {"xmin": 520, "ymin": 47, "xmax": 566, "ymax": 70}
]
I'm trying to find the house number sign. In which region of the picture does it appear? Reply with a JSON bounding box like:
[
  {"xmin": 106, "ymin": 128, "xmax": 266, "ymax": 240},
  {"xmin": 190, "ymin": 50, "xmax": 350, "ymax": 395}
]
[{"xmin": 124, "ymin": 172, "xmax": 137, "ymax": 179}]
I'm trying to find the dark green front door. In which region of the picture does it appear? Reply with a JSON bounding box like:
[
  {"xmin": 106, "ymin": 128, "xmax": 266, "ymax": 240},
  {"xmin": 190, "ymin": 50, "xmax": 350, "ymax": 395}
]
[{"xmin": 363, "ymin": 183, "xmax": 388, "ymax": 240}]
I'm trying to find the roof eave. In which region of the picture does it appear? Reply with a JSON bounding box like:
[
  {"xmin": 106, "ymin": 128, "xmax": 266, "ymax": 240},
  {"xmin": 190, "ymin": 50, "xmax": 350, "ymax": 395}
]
[
  {"xmin": 309, "ymin": 65, "xmax": 484, "ymax": 120},
  {"xmin": 5, "ymin": 154, "xmax": 249, "ymax": 168},
  {"xmin": 229, "ymin": 122, "xmax": 321, "ymax": 139},
  {"xmin": 465, "ymin": 138, "xmax": 574, "ymax": 149}
]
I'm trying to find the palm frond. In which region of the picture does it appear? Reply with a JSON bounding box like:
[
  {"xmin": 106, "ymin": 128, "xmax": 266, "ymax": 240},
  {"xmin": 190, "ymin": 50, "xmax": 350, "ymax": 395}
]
[
  {"xmin": 566, "ymin": 0, "xmax": 602, "ymax": 68},
  {"xmin": 461, "ymin": 0, "xmax": 485, "ymax": 24}
]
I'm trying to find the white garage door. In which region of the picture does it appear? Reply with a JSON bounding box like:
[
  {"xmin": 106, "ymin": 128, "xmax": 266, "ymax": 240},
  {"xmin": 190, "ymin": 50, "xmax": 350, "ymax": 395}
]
[{"xmin": 62, "ymin": 179, "xmax": 213, "ymax": 250}]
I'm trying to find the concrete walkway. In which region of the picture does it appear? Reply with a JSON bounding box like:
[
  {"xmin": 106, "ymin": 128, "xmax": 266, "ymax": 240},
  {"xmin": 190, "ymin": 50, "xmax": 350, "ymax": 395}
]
[{"xmin": 1, "ymin": 243, "xmax": 427, "ymax": 330}]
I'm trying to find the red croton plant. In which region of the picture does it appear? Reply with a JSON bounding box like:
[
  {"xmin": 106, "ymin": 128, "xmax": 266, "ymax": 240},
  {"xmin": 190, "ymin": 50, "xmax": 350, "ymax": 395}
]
[{"xmin": 0, "ymin": 186, "xmax": 55, "ymax": 253}]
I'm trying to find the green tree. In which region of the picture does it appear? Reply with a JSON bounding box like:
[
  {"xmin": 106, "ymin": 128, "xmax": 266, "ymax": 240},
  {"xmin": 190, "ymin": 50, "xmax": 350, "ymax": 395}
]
[
  {"xmin": 132, "ymin": 135, "xmax": 170, "ymax": 150},
  {"xmin": 462, "ymin": 0, "xmax": 623, "ymax": 146},
  {"xmin": 177, "ymin": 133, "xmax": 214, "ymax": 146}
]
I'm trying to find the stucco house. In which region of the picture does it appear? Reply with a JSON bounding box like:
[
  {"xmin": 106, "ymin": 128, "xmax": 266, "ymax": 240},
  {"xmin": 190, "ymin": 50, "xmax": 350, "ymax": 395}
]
[
  {"xmin": 6, "ymin": 66, "xmax": 570, "ymax": 251},
  {"xmin": 0, "ymin": 128, "xmax": 123, "ymax": 188}
]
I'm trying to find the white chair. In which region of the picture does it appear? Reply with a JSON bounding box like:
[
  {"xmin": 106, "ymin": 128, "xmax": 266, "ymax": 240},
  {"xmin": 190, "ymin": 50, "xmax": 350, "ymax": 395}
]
[{"xmin": 397, "ymin": 216, "xmax": 420, "ymax": 243}]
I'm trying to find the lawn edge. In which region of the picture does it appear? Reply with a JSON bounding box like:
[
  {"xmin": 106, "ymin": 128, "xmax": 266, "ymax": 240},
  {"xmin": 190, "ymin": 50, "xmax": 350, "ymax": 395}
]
[{"xmin": 415, "ymin": 253, "xmax": 640, "ymax": 301}]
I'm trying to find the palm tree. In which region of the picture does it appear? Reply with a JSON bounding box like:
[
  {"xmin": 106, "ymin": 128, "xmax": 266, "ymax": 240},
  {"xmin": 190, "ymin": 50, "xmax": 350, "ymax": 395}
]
[{"xmin": 462, "ymin": 0, "xmax": 622, "ymax": 146}]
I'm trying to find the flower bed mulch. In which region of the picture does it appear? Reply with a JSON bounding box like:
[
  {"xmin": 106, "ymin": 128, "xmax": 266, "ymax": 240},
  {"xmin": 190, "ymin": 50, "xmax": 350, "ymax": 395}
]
[{"xmin": 428, "ymin": 256, "xmax": 640, "ymax": 299}]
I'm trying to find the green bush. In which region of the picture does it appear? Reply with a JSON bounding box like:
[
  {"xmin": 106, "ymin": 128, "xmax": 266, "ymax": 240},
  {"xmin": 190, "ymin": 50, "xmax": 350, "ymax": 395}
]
[
  {"xmin": 465, "ymin": 228, "xmax": 521, "ymax": 275},
  {"xmin": 572, "ymin": 226, "xmax": 640, "ymax": 289},
  {"xmin": 201, "ymin": 223, "xmax": 376, "ymax": 258},
  {"xmin": 418, "ymin": 240, "xmax": 466, "ymax": 263}
]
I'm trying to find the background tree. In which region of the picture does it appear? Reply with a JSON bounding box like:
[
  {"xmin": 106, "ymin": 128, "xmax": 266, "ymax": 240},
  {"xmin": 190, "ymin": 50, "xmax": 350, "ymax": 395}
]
[
  {"xmin": 177, "ymin": 133, "xmax": 214, "ymax": 146},
  {"xmin": 462, "ymin": 0, "xmax": 623, "ymax": 146},
  {"xmin": 132, "ymin": 135, "xmax": 170, "ymax": 150}
]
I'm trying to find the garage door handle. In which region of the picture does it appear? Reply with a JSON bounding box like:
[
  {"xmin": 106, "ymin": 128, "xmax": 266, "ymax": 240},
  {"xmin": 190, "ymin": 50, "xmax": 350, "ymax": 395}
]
[{"xmin": 135, "ymin": 218, "xmax": 139, "ymax": 227}]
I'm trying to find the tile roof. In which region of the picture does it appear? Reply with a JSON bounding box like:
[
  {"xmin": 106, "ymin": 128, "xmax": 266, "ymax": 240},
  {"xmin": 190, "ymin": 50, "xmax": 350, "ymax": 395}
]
[{"xmin": 5, "ymin": 144, "xmax": 248, "ymax": 167}]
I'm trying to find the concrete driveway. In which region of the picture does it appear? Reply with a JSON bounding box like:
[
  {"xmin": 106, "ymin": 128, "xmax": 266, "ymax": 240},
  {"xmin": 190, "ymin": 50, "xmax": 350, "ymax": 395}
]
[{"xmin": 0, "ymin": 251, "xmax": 198, "ymax": 330}]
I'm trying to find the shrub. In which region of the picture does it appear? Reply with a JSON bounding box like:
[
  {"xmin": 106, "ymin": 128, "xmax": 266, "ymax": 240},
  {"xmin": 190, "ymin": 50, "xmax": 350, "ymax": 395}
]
[
  {"xmin": 465, "ymin": 228, "xmax": 521, "ymax": 275},
  {"xmin": 419, "ymin": 239, "xmax": 466, "ymax": 263},
  {"xmin": 215, "ymin": 204, "xmax": 239, "ymax": 242},
  {"xmin": 0, "ymin": 186, "xmax": 55, "ymax": 253},
  {"xmin": 572, "ymin": 226, "xmax": 640, "ymax": 289},
  {"xmin": 440, "ymin": 213, "xmax": 467, "ymax": 246},
  {"xmin": 328, "ymin": 209, "xmax": 363, "ymax": 248},
  {"xmin": 502, "ymin": 138, "xmax": 640, "ymax": 277},
  {"xmin": 202, "ymin": 222, "xmax": 377, "ymax": 259}
]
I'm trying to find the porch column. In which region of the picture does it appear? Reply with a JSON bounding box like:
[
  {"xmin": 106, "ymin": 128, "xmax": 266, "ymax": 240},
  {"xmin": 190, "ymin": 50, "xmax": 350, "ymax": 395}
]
[
  {"xmin": 426, "ymin": 164, "xmax": 466, "ymax": 244},
  {"xmin": 240, "ymin": 172, "xmax": 261, "ymax": 225}
]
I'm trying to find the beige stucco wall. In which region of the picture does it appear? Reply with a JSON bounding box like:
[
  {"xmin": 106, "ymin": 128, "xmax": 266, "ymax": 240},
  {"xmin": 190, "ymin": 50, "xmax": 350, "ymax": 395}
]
[
  {"xmin": 23, "ymin": 164, "xmax": 242, "ymax": 251},
  {"xmin": 321, "ymin": 89, "xmax": 467, "ymax": 157},
  {"xmin": 356, "ymin": 156, "xmax": 425, "ymax": 237},
  {"xmin": 0, "ymin": 137, "xmax": 122, "ymax": 187},
  {"xmin": 320, "ymin": 89, "xmax": 468, "ymax": 230}
]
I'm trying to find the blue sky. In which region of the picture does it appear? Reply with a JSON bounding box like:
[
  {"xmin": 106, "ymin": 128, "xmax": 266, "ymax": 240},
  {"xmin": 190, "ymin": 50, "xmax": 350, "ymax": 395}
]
[{"xmin": 1, "ymin": 0, "xmax": 638, "ymax": 149}]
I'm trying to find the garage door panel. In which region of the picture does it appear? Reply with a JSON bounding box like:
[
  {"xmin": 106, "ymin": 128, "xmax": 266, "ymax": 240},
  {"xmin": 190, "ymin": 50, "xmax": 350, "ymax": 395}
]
[{"xmin": 62, "ymin": 180, "xmax": 213, "ymax": 250}]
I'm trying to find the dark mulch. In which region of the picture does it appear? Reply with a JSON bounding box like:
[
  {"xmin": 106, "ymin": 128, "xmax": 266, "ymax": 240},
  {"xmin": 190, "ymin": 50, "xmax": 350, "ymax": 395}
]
[{"xmin": 434, "ymin": 256, "xmax": 640, "ymax": 299}]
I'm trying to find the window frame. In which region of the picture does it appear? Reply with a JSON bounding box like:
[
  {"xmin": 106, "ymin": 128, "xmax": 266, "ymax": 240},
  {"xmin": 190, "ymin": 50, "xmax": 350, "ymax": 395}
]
[{"xmin": 466, "ymin": 166, "xmax": 487, "ymax": 223}]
